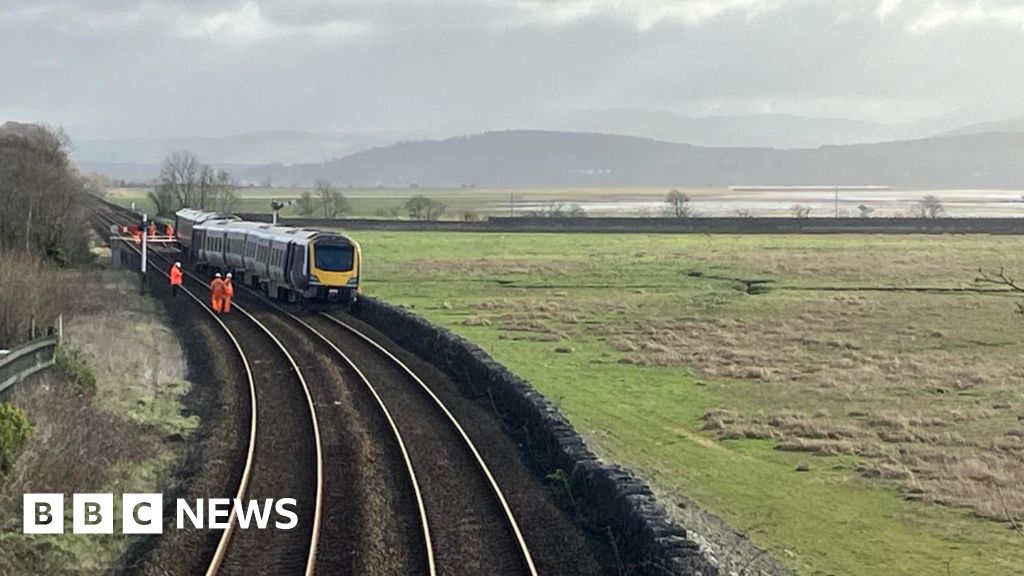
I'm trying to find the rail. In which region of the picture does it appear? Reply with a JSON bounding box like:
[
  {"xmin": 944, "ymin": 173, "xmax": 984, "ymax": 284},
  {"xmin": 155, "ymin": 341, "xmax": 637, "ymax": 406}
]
[
  {"xmin": 0, "ymin": 335, "xmax": 59, "ymax": 395},
  {"xmin": 90, "ymin": 202, "xmax": 324, "ymax": 575}
]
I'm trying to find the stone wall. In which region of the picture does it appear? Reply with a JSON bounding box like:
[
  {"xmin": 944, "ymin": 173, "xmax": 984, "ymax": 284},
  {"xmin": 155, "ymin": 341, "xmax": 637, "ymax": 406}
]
[{"xmin": 352, "ymin": 297, "xmax": 719, "ymax": 575}]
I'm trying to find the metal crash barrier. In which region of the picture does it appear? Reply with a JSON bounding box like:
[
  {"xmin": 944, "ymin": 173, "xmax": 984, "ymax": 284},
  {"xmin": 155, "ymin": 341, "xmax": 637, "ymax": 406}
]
[{"xmin": 0, "ymin": 335, "xmax": 59, "ymax": 395}]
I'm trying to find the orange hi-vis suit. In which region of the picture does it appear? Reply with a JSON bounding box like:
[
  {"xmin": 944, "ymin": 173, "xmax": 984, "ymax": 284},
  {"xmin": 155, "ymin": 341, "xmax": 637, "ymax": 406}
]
[
  {"xmin": 148, "ymin": 222, "xmax": 157, "ymax": 237},
  {"xmin": 169, "ymin": 265, "xmax": 183, "ymax": 297},
  {"xmin": 210, "ymin": 277, "xmax": 225, "ymax": 313},
  {"xmin": 166, "ymin": 224, "xmax": 175, "ymax": 238},
  {"xmin": 222, "ymin": 279, "xmax": 234, "ymax": 313}
]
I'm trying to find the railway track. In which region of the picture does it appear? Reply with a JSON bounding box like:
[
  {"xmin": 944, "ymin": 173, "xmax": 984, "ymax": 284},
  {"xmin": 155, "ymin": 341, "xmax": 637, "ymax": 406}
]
[
  {"xmin": 90, "ymin": 205, "xmax": 323, "ymax": 575},
  {"xmin": 89, "ymin": 199, "xmax": 541, "ymax": 576}
]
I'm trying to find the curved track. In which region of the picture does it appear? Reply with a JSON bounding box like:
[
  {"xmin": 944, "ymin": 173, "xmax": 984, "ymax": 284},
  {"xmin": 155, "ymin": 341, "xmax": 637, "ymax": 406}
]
[
  {"xmin": 90, "ymin": 199, "xmax": 541, "ymax": 576},
  {"xmin": 90, "ymin": 205, "xmax": 323, "ymax": 575}
]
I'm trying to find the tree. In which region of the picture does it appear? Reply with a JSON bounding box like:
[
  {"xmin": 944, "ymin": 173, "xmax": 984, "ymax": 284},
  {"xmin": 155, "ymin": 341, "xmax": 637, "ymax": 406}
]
[
  {"xmin": 404, "ymin": 195, "xmax": 447, "ymax": 220},
  {"xmin": 566, "ymin": 204, "xmax": 587, "ymax": 218},
  {"xmin": 296, "ymin": 190, "xmax": 316, "ymax": 217},
  {"xmin": 81, "ymin": 172, "xmax": 112, "ymax": 199},
  {"xmin": 315, "ymin": 179, "xmax": 351, "ymax": 218},
  {"xmin": 913, "ymin": 195, "xmax": 945, "ymax": 219},
  {"xmin": 791, "ymin": 204, "xmax": 811, "ymax": 218},
  {"xmin": 664, "ymin": 189, "xmax": 696, "ymax": 218},
  {"xmin": 0, "ymin": 122, "xmax": 90, "ymax": 264},
  {"xmin": 529, "ymin": 202, "xmax": 586, "ymax": 218},
  {"xmin": 158, "ymin": 151, "xmax": 201, "ymax": 210},
  {"xmin": 857, "ymin": 204, "xmax": 874, "ymax": 218},
  {"xmin": 153, "ymin": 152, "xmax": 236, "ymax": 214}
]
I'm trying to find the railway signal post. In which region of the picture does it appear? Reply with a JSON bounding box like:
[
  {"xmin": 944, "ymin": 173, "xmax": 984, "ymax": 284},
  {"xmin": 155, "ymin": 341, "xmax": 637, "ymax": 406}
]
[{"xmin": 140, "ymin": 214, "xmax": 148, "ymax": 294}]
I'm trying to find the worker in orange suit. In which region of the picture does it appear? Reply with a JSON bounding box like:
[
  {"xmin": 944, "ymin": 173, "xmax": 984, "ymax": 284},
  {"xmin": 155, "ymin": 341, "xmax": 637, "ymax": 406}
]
[
  {"xmin": 210, "ymin": 273, "xmax": 225, "ymax": 314},
  {"xmin": 132, "ymin": 230, "xmax": 142, "ymax": 246},
  {"xmin": 169, "ymin": 262, "xmax": 183, "ymax": 298},
  {"xmin": 165, "ymin": 223, "xmax": 175, "ymax": 239},
  {"xmin": 222, "ymin": 272, "xmax": 235, "ymax": 313},
  {"xmin": 147, "ymin": 221, "xmax": 157, "ymax": 238}
]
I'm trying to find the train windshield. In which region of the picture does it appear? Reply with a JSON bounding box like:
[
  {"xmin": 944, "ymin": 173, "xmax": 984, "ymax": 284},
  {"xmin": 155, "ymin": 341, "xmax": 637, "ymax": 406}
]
[{"xmin": 314, "ymin": 243, "xmax": 354, "ymax": 272}]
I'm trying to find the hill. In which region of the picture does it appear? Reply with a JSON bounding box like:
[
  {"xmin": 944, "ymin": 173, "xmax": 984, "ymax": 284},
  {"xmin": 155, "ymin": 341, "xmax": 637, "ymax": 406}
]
[
  {"xmin": 942, "ymin": 118, "xmax": 1024, "ymax": 137},
  {"xmin": 71, "ymin": 130, "xmax": 388, "ymax": 166},
  {"xmin": 236, "ymin": 130, "xmax": 1024, "ymax": 189}
]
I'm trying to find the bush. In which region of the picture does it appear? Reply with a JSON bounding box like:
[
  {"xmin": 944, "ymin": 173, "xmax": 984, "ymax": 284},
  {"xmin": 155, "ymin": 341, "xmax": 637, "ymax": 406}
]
[
  {"xmin": 0, "ymin": 251, "xmax": 72, "ymax": 348},
  {"xmin": 55, "ymin": 347, "xmax": 97, "ymax": 395},
  {"xmin": 405, "ymin": 196, "xmax": 447, "ymax": 221},
  {"xmin": 0, "ymin": 402, "xmax": 33, "ymax": 475}
]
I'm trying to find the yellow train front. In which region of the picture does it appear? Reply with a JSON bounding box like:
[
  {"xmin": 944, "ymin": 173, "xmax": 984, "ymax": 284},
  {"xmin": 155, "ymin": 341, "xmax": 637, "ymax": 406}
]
[{"xmin": 177, "ymin": 209, "xmax": 361, "ymax": 304}]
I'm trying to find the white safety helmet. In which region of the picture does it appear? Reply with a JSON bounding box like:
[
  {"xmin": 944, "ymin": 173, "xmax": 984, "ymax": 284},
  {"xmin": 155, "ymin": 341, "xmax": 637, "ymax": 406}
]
[
  {"xmin": 215, "ymin": 273, "xmax": 222, "ymax": 278},
  {"xmin": 174, "ymin": 262, "xmax": 181, "ymax": 268},
  {"xmin": 226, "ymin": 272, "xmax": 233, "ymax": 278}
]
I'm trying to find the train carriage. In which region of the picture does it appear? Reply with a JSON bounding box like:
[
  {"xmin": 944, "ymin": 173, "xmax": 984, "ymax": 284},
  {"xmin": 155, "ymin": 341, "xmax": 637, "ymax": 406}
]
[
  {"xmin": 174, "ymin": 208, "xmax": 237, "ymax": 251},
  {"xmin": 174, "ymin": 208, "xmax": 361, "ymax": 303}
]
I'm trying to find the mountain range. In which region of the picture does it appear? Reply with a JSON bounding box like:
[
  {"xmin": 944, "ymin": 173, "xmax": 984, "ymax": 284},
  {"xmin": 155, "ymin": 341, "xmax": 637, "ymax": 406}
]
[
  {"xmin": 68, "ymin": 113, "xmax": 1024, "ymax": 189},
  {"xmin": 228, "ymin": 130, "xmax": 1024, "ymax": 189}
]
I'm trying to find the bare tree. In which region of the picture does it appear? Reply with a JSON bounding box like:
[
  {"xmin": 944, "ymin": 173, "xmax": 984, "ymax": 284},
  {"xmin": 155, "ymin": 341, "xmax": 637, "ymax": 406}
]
[
  {"xmin": 529, "ymin": 202, "xmax": 587, "ymax": 218},
  {"xmin": 791, "ymin": 204, "xmax": 811, "ymax": 218},
  {"xmin": 913, "ymin": 195, "xmax": 946, "ymax": 219},
  {"xmin": 158, "ymin": 151, "xmax": 201, "ymax": 209},
  {"xmin": 296, "ymin": 190, "xmax": 316, "ymax": 217},
  {"xmin": 314, "ymin": 179, "xmax": 351, "ymax": 218},
  {"xmin": 664, "ymin": 189, "xmax": 696, "ymax": 218},
  {"xmin": 857, "ymin": 204, "xmax": 875, "ymax": 218},
  {"xmin": 405, "ymin": 195, "xmax": 447, "ymax": 221}
]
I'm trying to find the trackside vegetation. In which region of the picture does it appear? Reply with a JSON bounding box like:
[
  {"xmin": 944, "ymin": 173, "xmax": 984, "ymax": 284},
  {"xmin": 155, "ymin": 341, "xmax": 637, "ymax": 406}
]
[{"xmin": 0, "ymin": 403, "xmax": 32, "ymax": 476}]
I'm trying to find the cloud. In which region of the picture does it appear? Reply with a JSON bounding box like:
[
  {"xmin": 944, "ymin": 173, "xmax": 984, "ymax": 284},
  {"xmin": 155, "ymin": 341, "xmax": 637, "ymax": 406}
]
[
  {"xmin": 876, "ymin": 0, "xmax": 903, "ymax": 21},
  {"xmin": 184, "ymin": 2, "xmax": 372, "ymax": 43},
  {"xmin": 908, "ymin": 1, "xmax": 1024, "ymax": 33},
  {"xmin": 497, "ymin": 0, "xmax": 785, "ymax": 30},
  {"xmin": 2, "ymin": 0, "xmax": 1023, "ymax": 139}
]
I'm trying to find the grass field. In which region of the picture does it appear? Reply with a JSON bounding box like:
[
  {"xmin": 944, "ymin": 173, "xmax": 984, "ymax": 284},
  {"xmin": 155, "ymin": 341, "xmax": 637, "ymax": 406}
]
[{"xmin": 354, "ymin": 231, "xmax": 1024, "ymax": 575}]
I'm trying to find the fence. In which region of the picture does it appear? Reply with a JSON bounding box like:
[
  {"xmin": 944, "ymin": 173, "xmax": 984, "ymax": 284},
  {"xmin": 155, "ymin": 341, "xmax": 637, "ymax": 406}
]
[{"xmin": 0, "ymin": 335, "xmax": 59, "ymax": 395}]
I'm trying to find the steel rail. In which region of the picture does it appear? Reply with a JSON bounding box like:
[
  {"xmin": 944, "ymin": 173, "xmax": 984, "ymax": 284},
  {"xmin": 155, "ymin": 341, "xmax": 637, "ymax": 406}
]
[
  {"xmin": 319, "ymin": 313, "xmax": 540, "ymax": 576},
  {"xmin": 87, "ymin": 206, "xmax": 260, "ymax": 575},
  {"xmin": 274, "ymin": 308, "xmax": 437, "ymax": 576},
  {"xmin": 90, "ymin": 204, "xmax": 323, "ymax": 576}
]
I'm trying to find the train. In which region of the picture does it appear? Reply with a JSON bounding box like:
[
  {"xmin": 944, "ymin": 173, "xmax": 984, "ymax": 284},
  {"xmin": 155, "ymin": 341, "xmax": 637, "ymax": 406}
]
[{"xmin": 174, "ymin": 208, "xmax": 362, "ymax": 304}]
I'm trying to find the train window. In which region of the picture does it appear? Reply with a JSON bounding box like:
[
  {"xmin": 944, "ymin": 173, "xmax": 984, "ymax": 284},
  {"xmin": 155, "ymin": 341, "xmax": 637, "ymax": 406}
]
[{"xmin": 314, "ymin": 243, "xmax": 354, "ymax": 271}]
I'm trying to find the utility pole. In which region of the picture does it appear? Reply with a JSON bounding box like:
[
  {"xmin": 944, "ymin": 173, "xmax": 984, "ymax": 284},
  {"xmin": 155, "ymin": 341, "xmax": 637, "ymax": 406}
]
[
  {"xmin": 834, "ymin": 186, "xmax": 839, "ymax": 218},
  {"xmin": 510, "ymin": 191, "xmax": 515, "ymax": 217}
]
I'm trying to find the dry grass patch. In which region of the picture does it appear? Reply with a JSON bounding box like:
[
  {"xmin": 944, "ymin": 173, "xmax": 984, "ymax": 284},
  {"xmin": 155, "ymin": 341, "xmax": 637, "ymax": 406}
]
[{"xmin": 641, "ymin": 292, "xmax": 1024, "ymax": 522}]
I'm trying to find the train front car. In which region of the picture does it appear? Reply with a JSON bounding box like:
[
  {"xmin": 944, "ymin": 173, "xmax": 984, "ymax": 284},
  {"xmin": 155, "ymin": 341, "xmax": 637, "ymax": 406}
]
[{"xmin": 307, "ymin": 233, "xmax": 361, "ymax": 303}]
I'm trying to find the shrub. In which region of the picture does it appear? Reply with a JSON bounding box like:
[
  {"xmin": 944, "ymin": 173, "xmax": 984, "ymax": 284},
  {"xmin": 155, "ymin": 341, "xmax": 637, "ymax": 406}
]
[
  {"xmin": 0, "ymin": 402, "xmax": 33, "ymax": 475},
  {"xmin": 55, "ymin": 347, "xmax": 97, "ymax": 395},
  {"xmin": 0, "ymin": 251, "xmax": 72, "ymax": 348}
]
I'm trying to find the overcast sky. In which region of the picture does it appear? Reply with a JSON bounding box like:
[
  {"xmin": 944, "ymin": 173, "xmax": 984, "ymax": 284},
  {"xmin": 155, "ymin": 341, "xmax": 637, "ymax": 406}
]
[{"xmin": 2, "ymin": 0, "xmax": 1023, "ymax": 138}]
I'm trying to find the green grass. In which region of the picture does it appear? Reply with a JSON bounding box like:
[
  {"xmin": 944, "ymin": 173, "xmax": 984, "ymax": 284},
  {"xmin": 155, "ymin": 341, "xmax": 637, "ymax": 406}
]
[{"xmin": 355, "ymin": 231, "xmax": 1024, "ymax": 576}]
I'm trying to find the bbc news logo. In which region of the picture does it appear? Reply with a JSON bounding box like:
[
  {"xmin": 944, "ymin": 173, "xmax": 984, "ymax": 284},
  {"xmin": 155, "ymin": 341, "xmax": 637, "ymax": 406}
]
[{"xmin": 23, "ymin": 494, "xmax": 298, "ymax": 534}]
